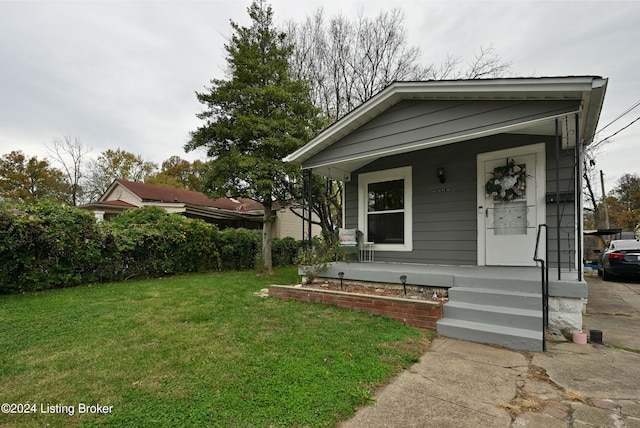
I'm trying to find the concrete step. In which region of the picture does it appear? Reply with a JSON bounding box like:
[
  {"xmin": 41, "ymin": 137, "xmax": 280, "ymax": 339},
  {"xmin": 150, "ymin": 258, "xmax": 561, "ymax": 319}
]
[
  {"xmin": 448, "ymin": 287, "xmax": 542, "ymax": 310},
  {"xmin": 442, "ymin": 301, "xmax": 542, "ymax": 331},
  {"xmin": 436, "ymin": 318, "xmax": 543, "ymax": 352},
  {"xmin": 453, "ymin": 274, "xmax": 543, "ymax": 293}
]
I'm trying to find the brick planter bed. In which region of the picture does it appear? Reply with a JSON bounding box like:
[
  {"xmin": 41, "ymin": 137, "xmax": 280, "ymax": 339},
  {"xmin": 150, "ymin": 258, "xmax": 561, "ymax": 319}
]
[{"xmin": 269, "ymin": 285, "xmax": 442, "ymax": 330}]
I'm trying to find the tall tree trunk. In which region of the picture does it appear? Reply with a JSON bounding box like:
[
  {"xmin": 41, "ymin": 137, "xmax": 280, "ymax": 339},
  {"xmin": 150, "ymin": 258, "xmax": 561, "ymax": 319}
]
[
  {"xmin": 262, "ymin": 202, "xmax": 273, "ymax": 274},
  {"xmin": 583, "ymin": 162, "xmax": 599, "ymax": 228}
]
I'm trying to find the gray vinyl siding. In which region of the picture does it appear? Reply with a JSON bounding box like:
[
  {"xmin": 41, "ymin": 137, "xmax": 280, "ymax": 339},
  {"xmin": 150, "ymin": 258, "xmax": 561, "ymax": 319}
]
[
  {"xmin": 304, "ymin": 99, "xmax": 580, "ymax": 169},
  {"xmin": 545, "ymin": 146, "xmax": 578, "ymax": 270},
  {"xmin": 344, "ymin": 134, "xmax": 578, "ymax": 268}
]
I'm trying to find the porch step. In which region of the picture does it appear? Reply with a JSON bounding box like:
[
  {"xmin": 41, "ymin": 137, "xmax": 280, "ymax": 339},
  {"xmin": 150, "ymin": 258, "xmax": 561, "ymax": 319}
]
[
  {"xmin": 453, "ymin": 275, "xmax": 542, "ymax": 293},
  {"xmin": 436, "ymin": 318, "xmax": 543, "ymax": 351},
  {"xmin": 448, "ymin": 287, "xmax": 542, "ymax": 310},
  {"xmin": 438, "ymin": 285, "xmax": 544, "ymax": 352},
  {"xmin": 442, "ymin": 301, "xmax": 542, "ymax": 331}
]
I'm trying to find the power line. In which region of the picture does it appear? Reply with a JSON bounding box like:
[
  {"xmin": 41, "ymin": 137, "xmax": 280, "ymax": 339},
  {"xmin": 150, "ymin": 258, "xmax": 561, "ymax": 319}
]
[
  {"xmin": 598, "ymin": 115, "xmax": 640, "ymax": 145},
  {"xmin": 596, "ymin": 98, "xmax": 640, "ymax": 134}
]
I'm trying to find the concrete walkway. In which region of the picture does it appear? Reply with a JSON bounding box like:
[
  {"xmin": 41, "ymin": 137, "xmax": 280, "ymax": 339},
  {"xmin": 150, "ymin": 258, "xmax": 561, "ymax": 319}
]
[{"xmin": 339, "ymin": 276, "xmax": 640, "ymax": 427}]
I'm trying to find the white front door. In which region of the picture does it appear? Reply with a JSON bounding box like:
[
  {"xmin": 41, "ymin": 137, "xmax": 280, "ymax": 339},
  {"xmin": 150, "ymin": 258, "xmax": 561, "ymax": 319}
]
[{"xmin": 477, "ymin": 144, "xmax": 546, "ymax": 266}]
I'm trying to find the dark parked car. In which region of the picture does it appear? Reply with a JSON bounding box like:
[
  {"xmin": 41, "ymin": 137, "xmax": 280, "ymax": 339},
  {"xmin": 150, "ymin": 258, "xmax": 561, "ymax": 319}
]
[{"xmin": 598, "ymin": 239, "xmax": 640, "ymax": 281}]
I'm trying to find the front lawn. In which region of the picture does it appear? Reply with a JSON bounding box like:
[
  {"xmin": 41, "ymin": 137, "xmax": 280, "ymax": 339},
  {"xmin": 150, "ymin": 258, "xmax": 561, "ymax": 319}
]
[{"xmin": 0, "ymin": 267, "xmax": 433, "ymax": 427}]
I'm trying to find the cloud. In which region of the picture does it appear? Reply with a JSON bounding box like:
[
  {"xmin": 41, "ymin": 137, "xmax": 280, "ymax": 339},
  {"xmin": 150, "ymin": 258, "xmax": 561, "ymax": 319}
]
[{"xmin": 0, "ymin": 0, "xmax": 638, "ymax": 190}]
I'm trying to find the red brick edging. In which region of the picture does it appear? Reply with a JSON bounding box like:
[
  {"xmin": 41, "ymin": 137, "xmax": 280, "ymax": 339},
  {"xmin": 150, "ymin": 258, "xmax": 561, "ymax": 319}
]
[{"xmin": 269, "ymin": 285, "xmax": 442, "ymax": 330}]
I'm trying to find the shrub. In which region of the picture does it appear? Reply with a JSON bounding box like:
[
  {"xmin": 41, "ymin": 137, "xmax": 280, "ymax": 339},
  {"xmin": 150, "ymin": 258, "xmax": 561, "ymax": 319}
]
[
  {"xmin": 216, "ymin": 230, "xmax": 302, "ymax": 270},
  {"xmin": 217, "ymin": 228, "xmax": 262, "ymax": 270},
  {"xmin": 296, "ymin": 234, "xmax": 336, "ymax": 284},
  {"xmin": 101, "ymin": 206, "xmax": 222, "ymax": 279},
  {"xmin": 0, "ymin": 201, "xmax": 303, "ymax": 294},
  {"xmin": 0, "ymin": 200, "xmax": 104, "ymax": 293},
  {"xmin": 272, "ymin": 236, "xmax": 301, "ymax": 267},
  {"xmin": 0, "ymin": 203, "xmax": 225, "ymax": 293}
]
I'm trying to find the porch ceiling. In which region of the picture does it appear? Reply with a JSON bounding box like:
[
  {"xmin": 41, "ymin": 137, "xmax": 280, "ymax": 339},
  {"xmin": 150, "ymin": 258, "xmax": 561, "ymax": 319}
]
[{"xmin": 286, "ymin": 77, "xmax": 608, "ymax": 180}]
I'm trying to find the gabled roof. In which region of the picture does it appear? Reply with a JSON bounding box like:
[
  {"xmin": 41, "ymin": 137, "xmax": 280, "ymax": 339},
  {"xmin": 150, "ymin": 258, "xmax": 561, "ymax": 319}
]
[
  {"xmin": 82, "ymin": 180, "xmax": 268, "ymax": 223},
  {"xmin": 110, "ymin": 179, "xmax": 218, "ymax": 207},
  {"xmin": 97, "ymin": 180, "xmax": 275, "ymax": 213},
  {"xmin": 285, "ymin": 77, "xmax": 608, "ymax": 179}
]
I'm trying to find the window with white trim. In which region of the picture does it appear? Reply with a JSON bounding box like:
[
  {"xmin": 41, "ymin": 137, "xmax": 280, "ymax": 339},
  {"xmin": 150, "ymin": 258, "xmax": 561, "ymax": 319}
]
[{"xmin": 358, "ymin": 166, "xmax": 412, "ymax": 252}]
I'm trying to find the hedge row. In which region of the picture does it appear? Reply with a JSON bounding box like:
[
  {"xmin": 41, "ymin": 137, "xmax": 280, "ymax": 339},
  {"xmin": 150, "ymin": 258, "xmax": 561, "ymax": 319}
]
[{"xmin": 0, "ymin": 201, "xmax": 301, "ymax": 294}]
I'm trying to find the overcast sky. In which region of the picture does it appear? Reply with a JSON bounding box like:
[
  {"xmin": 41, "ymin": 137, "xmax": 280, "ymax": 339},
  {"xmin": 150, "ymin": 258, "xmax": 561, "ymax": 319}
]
[{"xmin": 1, "ymin": 0, "xmax": 638, "ymax": 194}]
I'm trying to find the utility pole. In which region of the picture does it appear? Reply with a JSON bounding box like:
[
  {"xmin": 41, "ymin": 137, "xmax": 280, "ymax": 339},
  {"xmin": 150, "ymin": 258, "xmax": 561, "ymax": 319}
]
[{"xmin": 600, "ymin": 170, "xmax": 610, "ymax": 229}]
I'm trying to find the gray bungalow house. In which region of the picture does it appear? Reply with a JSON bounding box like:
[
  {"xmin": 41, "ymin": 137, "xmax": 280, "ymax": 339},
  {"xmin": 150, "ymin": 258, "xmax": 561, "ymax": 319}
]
[{"xmin": 286, "ymin": 76, "xmax": 608, "ymax": 351}]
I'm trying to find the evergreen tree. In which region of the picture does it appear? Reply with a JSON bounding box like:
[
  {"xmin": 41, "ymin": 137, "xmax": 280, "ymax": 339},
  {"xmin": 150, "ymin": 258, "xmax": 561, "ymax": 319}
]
[{"xmin": 185, "ymin": 0, "xmax": 321, "ymax": 273}]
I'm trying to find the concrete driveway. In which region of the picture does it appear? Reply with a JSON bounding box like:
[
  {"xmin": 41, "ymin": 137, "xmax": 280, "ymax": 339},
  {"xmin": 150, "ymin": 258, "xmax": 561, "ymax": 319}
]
[
  {"xmin": 583, "ymin": 274, "xmax": 640, "ymax": 350},
  {"xmin": 339, "ymin": 275, "xmax": 640, "ymax": 428}
]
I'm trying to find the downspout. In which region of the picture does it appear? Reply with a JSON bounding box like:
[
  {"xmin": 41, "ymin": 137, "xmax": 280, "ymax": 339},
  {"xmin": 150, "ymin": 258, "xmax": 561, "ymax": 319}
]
[
  {"xmin": 555, "ymin": 118, "xmax": 562, "ymax": 280},
  {"xmin": 575, "ymin": 113, "xmax": 583, "ymax": 281}
]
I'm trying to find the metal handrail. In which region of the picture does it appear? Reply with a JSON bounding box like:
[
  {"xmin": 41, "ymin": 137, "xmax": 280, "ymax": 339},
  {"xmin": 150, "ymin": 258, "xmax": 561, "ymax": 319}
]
[{"xmin": 533, "ymin": 224, "xmax": 549, "ymax": 351}]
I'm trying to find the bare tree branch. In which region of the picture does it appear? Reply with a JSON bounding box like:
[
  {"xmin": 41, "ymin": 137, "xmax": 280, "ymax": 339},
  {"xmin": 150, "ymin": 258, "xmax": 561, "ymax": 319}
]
[
  {"xmin": 47, "ymin": 135, "xmax": 91, "ymax": 206},
  {"xmin": 284, "ymin": 10, "xmax": 512, "ymax": 233},
  {"xmin": 464, "ymin": 45, "xmax": 512, "ymax": 79}
]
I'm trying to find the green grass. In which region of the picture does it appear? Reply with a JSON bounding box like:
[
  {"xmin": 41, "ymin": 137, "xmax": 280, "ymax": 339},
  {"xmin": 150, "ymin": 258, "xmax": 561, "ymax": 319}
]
[
  {"xmin": 610, "ymin": 344, "xmax": 640, "ymax": 354},
  {"xmin": 0, "ymin": 267, "xmax": 433, "ymax": 427}
]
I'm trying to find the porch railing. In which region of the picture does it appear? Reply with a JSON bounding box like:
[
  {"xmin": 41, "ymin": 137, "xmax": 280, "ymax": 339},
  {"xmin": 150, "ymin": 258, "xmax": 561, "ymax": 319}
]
[{"xmin": 533, "ymin": 223, "xmax": 549, "ymax": 351}]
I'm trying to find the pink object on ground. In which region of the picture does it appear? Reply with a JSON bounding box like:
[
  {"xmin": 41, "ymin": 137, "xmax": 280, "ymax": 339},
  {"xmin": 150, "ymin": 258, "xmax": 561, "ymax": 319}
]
[{"xmin": 573, "ymin": 331, "xmax": 587, "ymax": 344}]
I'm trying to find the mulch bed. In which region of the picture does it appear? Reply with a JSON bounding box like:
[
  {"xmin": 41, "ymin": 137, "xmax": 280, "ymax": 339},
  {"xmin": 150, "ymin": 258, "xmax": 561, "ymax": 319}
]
[{"xmin": 300, "ymin": 281, "xmax": 447, "ymax": 302}]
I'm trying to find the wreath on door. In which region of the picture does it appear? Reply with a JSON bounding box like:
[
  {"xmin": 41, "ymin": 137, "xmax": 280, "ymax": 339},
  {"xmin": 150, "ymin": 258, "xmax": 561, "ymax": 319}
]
[{"xmin": 485, "ymin": 159, "xmax": 527, "ymax": 202}]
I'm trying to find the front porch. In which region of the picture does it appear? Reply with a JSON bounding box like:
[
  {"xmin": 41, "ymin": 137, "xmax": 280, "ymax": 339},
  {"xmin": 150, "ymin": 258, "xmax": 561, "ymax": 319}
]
[
  {"xmin": 319, "ymin": 262, "xmax": 584, "ymax": 296},
  {"xmin": 313, "ymin": 262, "xmax": 587, "ymax": 352}
]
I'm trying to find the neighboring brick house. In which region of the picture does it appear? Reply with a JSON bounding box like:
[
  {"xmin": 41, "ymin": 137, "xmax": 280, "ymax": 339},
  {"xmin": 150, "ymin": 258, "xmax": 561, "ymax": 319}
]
[{"xmin": 80, "ymin": 179, "xmax": 320, "ymax": 240}]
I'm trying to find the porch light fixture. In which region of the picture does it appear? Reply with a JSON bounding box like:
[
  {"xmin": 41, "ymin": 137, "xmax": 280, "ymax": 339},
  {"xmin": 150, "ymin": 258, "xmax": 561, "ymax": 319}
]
[
  {"xmin": 338, "ymin": 271, "xmax": 344, "ymax": 290},
  {"xmin": 399, "ymin": 275, "xmax": 407, "ymax": 295},
  {"xmin": 437, "ymin": 167, "xmax": 446, "ymax": 184}
]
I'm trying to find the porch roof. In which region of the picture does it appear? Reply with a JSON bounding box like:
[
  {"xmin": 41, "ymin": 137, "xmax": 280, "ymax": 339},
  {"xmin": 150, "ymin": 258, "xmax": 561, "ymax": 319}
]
[{"xmin": 285, "ymin": 77, "xmax": 607, "ymax": 179}]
